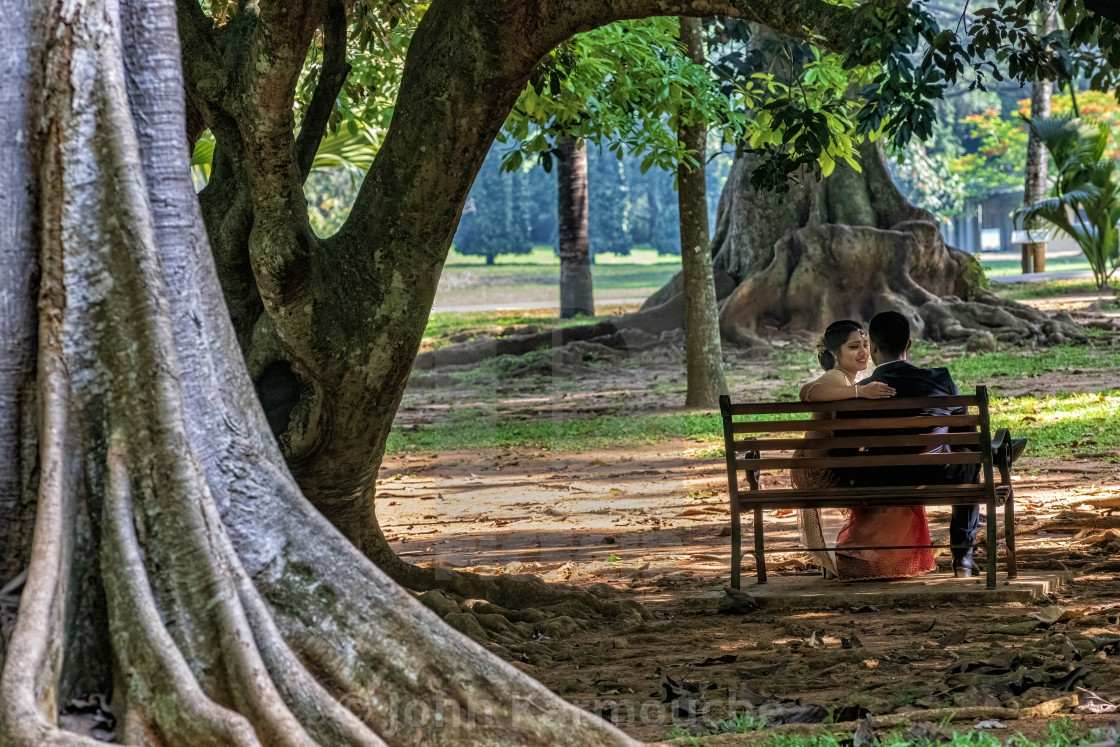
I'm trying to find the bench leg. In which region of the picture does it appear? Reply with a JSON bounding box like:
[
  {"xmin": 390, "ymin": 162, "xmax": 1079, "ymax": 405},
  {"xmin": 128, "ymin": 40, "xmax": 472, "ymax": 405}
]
[
  {"xmin": 986, "ymin": 498, "xmax": 997, "ymax": 590},
  {"xmin": 731, "ymin": 504, "xmax": 741, "ymax": 590},
  {"xmin": 1004, "ymin": 489, "xmax": 1017, "ymax": 579},
  {"xmin": 753, "ymin": 507, "xmax": 766, "ymax": 585}
]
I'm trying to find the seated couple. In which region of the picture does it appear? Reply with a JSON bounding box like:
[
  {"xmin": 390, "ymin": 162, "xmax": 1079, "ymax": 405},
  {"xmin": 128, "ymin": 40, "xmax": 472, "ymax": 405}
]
[{"xmin": 792, "ymin": 311, "xmax": 1021, "ymax": 582}]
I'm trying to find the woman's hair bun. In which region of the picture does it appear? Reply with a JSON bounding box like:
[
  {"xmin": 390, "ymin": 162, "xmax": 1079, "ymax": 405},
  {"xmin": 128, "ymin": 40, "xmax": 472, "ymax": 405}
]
[{"xmin": 816, "ymin": 319, "xmax": 864, "ymax": 371}]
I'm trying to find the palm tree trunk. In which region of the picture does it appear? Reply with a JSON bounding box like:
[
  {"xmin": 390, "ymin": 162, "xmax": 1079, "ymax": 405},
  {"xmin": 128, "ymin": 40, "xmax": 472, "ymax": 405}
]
[{"xmin": 558, "ymin": 135, "xmax": 594, "ymax": 317}]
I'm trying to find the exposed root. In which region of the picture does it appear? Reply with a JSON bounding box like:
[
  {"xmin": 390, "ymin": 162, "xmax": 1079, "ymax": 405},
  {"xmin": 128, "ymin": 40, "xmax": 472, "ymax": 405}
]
[
  {"xmin": 361, "ymin": 516, "xmax": 649, "ymax": 652},
  {"xmin": 230, "ymin": 561, "xmax": 385, "ymax": 747},
  {"xmin": 101, "ymin": 450, "xmax": 262, "ymax": 747},
  {"xmin": 0, "ymin": 347, "xmax": 102, "ymax": 747},
  {"xmin": 919, "ymin": 296, "xmax": 1083, "ymax": 348},
  {"xmin": 717, "ymin": 221, "xmax": 1085, "ymax": 347}
]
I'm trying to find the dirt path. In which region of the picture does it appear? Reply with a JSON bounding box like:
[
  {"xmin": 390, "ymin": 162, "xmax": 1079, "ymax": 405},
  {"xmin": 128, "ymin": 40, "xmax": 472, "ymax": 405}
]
[{"xmin": 380, "ymin": 439, "xmax": 1120, "ymax": 742}]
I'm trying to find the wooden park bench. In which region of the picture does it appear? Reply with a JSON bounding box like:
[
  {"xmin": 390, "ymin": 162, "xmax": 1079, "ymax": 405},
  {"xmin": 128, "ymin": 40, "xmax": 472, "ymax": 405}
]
[{"xmin": 719, "ymin": 387, "xmax": 1018, "ymax": 590}]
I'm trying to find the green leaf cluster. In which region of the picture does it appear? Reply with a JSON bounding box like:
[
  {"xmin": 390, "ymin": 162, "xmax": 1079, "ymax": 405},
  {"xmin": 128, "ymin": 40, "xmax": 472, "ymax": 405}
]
[
  {"xmin": 499, "ymin": 18, "xmax": 749, "ymax": 176},
  {"xmin": 969, "ymin": 0, "xmax": 1120, "ymax": 94},
  {"xmin": 296, "ymin": 1, "xmax": 426, "ymax": 138}
]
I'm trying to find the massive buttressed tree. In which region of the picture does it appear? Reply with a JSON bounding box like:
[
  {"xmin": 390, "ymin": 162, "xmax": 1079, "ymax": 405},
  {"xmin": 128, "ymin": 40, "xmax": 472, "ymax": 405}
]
[{"xmin": 0, "ymin": 0, "xmax": 936, "ymax": 743}]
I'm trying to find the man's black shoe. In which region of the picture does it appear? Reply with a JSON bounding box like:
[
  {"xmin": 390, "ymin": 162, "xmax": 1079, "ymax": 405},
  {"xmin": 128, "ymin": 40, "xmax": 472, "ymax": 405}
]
[
  {"xmin": 953, "ymin": 557, "xmax": 979, "ymax": 579},
  {"xmin": 1010, "ymin": 437, "xmax": 1027, "ymax": 464}
]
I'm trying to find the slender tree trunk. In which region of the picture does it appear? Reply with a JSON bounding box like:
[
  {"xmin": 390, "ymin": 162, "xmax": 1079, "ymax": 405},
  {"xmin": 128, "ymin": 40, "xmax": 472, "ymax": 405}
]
[
  {"xmin": 558, "ymin": 135, "xmax": 594, "ymax": 318},
  {"xmin": 678, "ymin": 17, "xmax": 727, "ymax": 408},
  {"xmin": 1022, "ymin": 2, "xmax": 1054, "ymax": 274}
]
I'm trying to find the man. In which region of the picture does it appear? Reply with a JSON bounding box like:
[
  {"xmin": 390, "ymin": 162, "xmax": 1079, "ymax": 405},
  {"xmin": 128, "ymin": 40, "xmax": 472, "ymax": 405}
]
[{"xmin": 856, "ymin": 311, "xmax": 1024, "ymax": 578}]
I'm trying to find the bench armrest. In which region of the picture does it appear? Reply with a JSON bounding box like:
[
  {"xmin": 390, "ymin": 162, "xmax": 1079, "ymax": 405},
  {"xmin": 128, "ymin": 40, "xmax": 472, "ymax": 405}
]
[{"xmin": 992, "ymin": 428, "xmax": 1012, "ymax": 483}]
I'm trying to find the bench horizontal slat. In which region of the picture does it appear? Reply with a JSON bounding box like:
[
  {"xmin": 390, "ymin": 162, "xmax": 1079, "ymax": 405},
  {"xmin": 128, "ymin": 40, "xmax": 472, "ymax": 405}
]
[
  {"xmin": 734, "ymin": 432, "xmax": 981, "ymax": 452},
  {"xmin": 725, "ymin": 395, "xmax": 979, "ymax": 415},
  {"xmin": 749, "ymin": 544, "xmax": 982, "ymax": 553},
  {"xmin": 736, "ymin": 484, "xmax": 1009, "ymax": 510},
  {"xmin": 735, "ymin": 452, "xmax": 983, "ymax": 471},
  {"xmin": 731, "ymin": 414, "xmax": 979, "ymax": 433}
]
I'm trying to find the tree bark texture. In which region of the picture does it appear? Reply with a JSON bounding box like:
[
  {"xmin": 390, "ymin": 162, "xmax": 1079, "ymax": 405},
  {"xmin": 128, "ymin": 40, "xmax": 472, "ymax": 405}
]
[
  {"xmin": 1022, "ymin": 3, "xmax": 1054, "ymax": 274},
  {"xmin": 558, "ymin": 135, "xmax": 594, "ymax": 318},
  {"xmin": 0, "ymin": 1, "xmax": 641, "ymax": 744},
  {"xmin": 710, "ymin": 141, "xmax": 1083, "ymax": 349},
  {"xmin": 0, "ymin": 0, "xmax": 39, "ymax": 589},
  {"xmin": 678, "ymin": 17, "xmax": 727, "ymax": 408}
]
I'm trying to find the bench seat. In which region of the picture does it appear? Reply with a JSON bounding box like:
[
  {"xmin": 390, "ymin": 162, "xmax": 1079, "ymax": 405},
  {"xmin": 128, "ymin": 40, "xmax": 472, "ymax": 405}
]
[{"xmin": 719, "ymin": 386, "xmax": 1018, "ymax": 590}]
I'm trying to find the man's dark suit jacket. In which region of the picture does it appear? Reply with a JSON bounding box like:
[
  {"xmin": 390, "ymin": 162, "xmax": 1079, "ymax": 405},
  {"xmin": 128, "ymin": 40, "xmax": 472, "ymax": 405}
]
[{"xmin": 845, "ymin": 359, "xmax": 977, "ymax": 486}]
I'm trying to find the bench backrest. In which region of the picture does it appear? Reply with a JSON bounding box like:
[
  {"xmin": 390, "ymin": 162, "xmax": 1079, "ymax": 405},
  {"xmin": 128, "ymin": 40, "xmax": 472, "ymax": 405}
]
[{"xmin": 719, "ymin": 386, "xmax": 997, "ymax": 496}]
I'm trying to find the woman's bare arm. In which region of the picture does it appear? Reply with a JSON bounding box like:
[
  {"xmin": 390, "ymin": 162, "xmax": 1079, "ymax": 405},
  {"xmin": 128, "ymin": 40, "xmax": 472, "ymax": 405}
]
[{"xmin": 801, "ymin": 376, "xmax": 895, "ymax": 402}]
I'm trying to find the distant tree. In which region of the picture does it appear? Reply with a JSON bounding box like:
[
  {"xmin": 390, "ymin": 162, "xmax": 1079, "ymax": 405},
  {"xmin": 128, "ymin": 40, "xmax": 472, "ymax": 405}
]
[
  {"xmin": 589, "ymin": 148, "xmax": 632, "ymax": 257},
  {"xmin": 1022, "ymin": 1, "xmax": 1056, "ymax": 273},
  {"xmin": 893, "ymin": 90, "xmax": 1120, "ymax": 223},
  {"xmin": 643, "ymin": 166, "xmax": 683, "ymax": 255},
  {"xmin": 558, "ymin": 135, "xmax": 594, "ymax": 315},
  {"xmin": 525, "ymin": 166, "xmax": 559, "ymax": 245},
  {"xmin": 500, "ymin": 18, "xmax": 748, "ymax": 303},
  {"xmin": 453, "ymin": 149, "xmax": 532, "ymax": 264}
]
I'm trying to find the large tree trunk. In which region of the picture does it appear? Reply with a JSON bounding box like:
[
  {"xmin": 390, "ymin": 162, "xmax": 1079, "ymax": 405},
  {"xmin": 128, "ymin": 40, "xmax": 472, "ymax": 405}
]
[
  {"xmin": 0, "ymin": 2, "xmax": 638, "ymax": 745},
  {"xmin": 1022, "ymin": 3, "xmax": 1054, "ymax": 274},
  {"xmin": 0, "ymin": 0, "xmax": 38, "ymax": 590},
  {"xmin": 678, "ymin": 17, "xmax": 727, "ymax": 408},
  {"xmin": 712, "ymin": 141, "xmax": 1083, "ymax": 349},
  {"xmin": 558, "ymin": 135, "xmax": 594, "ymax": 318}
]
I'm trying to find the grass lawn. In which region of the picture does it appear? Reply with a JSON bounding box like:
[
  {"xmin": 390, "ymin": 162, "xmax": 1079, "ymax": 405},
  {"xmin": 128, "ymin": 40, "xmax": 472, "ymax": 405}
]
[
  {"xmin": 414, "ymin": 249, "xmax": 1120, "ymax": 460},
  {"xmin": 432, "ymin": 246, "xmax": 680, "ymax": 311},
  {"xmin": 392, "ymin": 343, "xmax": 1120, "ymax": 461},
  {"xmin": 993, "ymin": 277, "xmax": 1118, "ymax": 301},
  {"xmin": 665, "ymin": 715, "xmax": 1102, "ymax": 747},
  {"xmin": 389, "ymin": 389, "xmax": 1120, "ymax": 461},
  {"xmin": 421, "ymin": 311, "xmax": 606, "ymax": 340},
  {"xmin": 980, "ymin": 253, "xmax": 1094, "ymax": 278}
]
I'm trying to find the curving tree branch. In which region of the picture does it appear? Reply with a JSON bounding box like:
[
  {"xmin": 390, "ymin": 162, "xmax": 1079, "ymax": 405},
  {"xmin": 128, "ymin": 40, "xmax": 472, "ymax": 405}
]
[
  {"xmin": 296, "ymin": 0, "xmax": 351, "ymax": 181},
  {"xmin": 537, "ymin": 0, "xmax": 906, "ymax": 57}
]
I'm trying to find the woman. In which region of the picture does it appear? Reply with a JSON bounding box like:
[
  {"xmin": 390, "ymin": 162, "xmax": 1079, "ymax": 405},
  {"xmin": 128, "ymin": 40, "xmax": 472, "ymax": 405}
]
[{"xmin": 792, "ymin": 320, "xmax": 937, "ymax": 581}]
